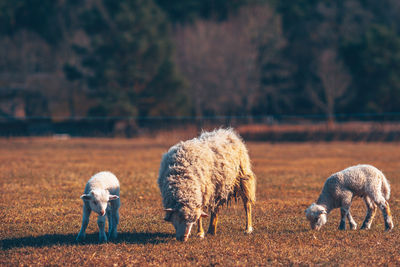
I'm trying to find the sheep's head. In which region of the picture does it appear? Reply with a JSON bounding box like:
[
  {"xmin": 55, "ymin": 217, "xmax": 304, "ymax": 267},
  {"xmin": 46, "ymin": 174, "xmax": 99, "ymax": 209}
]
[
  {"xmin": 164, "ymin": 207, "xmax": 208, "ymax": 241},
  {"xmin": 81, "ymin": 189, "xmax": 119, "ymax": 216},
  {"xmin": 305, "ymin": 203, "xmax": 327, "ymax": 230}
]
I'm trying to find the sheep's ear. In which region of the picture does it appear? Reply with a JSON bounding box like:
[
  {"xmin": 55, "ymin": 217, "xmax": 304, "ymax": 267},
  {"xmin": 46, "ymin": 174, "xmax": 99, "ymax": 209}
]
[
  {"xmin": 200, "ymin": 211, "xmax": 208, "ymax": 218},
  {"xmin": 318, "ymin": 210, "xmax": 327, "ymax": 215},
  {"xmin": 80, "ymin": 194, "xmax": 91, "ymax": 200},
  {"xmin": 109, "ymin": 195, "xmax": 119, "ymax": 201}
]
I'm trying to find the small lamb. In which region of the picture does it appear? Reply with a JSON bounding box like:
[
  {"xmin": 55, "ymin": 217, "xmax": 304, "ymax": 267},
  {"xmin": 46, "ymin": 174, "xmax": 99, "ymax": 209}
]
[
  {"xmin": 76, "ymin": 171, "xmax": 120, "ymax": 242},
  {"xmin": 305, "ymin": 164, "xmax": 394, "ymax": 231}
]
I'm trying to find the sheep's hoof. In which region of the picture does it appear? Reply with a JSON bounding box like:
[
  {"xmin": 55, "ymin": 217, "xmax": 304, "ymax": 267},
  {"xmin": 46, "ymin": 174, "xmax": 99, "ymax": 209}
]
[
  {"xmin": 196, "ymin": 232, "xmax": 205, "ymax": 238},
  {"xmin": 385, "ymin": 221, "xmax": 394, "ymax": 231},
  {"xmin": 245, "ymin": 226, "xmax": 253, "ymax": 234},
  {"xmin": 350, "ymin": 224, "xmax": 357, "ymax": 230},
  {"xmin": 207, "ymin": 228, "xmax": 217, "ymax": 235}
]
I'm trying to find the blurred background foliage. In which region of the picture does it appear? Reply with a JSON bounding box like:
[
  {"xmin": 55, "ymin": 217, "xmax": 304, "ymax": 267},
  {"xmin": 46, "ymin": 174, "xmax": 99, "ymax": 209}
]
[{"xmin": 0, "ymin": 0, "xmax": 400, "ymax": 122}]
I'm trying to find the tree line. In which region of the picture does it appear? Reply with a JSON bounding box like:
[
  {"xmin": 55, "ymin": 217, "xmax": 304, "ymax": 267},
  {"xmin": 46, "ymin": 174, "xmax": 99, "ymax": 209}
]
[{"xmin": 1, "ymin": 0, "xmax": 400, "ymax": 123}]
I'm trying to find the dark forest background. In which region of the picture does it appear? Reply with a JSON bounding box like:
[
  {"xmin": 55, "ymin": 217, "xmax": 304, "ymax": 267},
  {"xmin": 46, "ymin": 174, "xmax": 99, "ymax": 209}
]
[{"xmin": 1, "ymin": 0, "xmax": 400, "ymax": 129}]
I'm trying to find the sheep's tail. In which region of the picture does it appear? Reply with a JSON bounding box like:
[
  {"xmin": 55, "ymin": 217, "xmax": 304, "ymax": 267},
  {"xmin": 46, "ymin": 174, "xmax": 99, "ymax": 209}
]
[
  {"xmin": 381, "ymin": 174, "xmax": 391, "ymax": 200},
  {"xmin": 240, "ymin": 172, "xmax": 256, "ymax": 205}
]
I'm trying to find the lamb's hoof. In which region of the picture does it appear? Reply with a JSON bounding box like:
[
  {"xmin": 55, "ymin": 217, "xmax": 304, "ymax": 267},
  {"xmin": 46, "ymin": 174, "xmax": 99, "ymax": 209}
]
[
  {"xmin": 196, "ymin": 232, "xmax": 205, "ymax": 239},
  {"xmin": 108, "ymin": 232, "xmax": 118, "ymax": 240},
  {"xmin": 350, "ymin": 224, "xmax": 357, "ymax": 230},
  {"xmin": 245, "ymin": 226, "xmax": 253, "ymax": 234},
  {"xmin": 99, "ymin": 235, "xmax": 108, "ymax": 243},
  {"xmin": 76, "ymin": 234, "xmax": 86, "ymax": 242},
  {"xmin": 360, "ymin": 225, "xmax": 370, "ymax": 230}
]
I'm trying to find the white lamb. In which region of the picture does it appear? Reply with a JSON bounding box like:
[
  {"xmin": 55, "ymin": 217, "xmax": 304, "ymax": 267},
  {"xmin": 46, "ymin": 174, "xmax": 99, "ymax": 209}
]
[
  {"xmin": 76, "ymin": 171, "xmax": 120, "ymax": 242},
  {"xmin": 305, "ymin": 164, "xmax": 394, "ymax": 231}
]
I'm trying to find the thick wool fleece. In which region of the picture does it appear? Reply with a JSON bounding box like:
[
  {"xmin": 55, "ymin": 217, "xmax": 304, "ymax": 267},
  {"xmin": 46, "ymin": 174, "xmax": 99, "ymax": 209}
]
[
  {"xmin": 317, "ymin": 164, "xmax": 390, "ymax": 211},
  {"xmin": 158, "ymin": 128, "xmax": 256, "ymax": 222},
  {"xmin": 84, "ymin": 171, "xmax": 120, "ymax": 197}
]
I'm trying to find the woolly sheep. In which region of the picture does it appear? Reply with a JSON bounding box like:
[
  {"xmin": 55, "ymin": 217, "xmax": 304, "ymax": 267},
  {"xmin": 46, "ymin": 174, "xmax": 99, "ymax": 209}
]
[
  {"xmin": 158, "ymin": 128, "xmax": 256, "ymax": 241},
  {"xmin": 76, "ymin": 171, "xmax": 120, "ymax": 242},
  {"xmin": 305, "ymin": 164, "xmax": 394, "ymax": 231}
]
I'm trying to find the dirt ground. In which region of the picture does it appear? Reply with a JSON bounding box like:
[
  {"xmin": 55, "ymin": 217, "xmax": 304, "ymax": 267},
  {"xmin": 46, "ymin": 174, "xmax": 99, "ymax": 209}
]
[{"xmin": 1, "ymin": 137, "xmax": 399, "ymax": 265}]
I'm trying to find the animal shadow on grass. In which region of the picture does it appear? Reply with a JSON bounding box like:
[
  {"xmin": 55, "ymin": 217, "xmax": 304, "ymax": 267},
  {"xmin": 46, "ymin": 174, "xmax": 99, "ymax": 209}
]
[{"xmin": 1, "ymin": 232, "xmax": 173, "ymax": 250}]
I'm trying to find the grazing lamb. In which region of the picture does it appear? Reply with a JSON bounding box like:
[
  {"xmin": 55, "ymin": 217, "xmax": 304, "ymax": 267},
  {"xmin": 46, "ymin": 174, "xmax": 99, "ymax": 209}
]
[
  {"xmin": 158, "ymin": 128, "xmax": 256, "ymax": 241},
  {"xmin": 305, "ymin": 164, "xmax": 394, "ymax": 231},
  {"xmin": 76, "ymin": 171, "xmax": 120, "ymax": 242}
]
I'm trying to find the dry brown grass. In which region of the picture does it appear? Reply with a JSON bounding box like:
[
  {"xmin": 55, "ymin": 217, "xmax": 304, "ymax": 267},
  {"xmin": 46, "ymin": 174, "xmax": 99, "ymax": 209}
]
[{"xmin": 1, "ymin": 137, "xmax": 400, "ymax": 265}]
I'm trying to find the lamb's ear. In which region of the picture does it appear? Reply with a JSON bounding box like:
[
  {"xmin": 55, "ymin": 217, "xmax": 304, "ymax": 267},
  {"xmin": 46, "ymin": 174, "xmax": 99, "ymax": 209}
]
[
  {"xmin": 80, "ymin": 194, "xmax": 91, "ymax": 200},
  {"xmin": 200, "ymin": 211, "xmax": 208, "ymax": 218},
  {"xmin": 164, "ymin": 208, "xmax": 175, "ymax": 212},
  {"xmin": 109, "ymin": 195, "xmax": 119, "ymax": 201},
  {"xmin": 163, "ymin": 208, "xmax": 175, "ymax": 221}
]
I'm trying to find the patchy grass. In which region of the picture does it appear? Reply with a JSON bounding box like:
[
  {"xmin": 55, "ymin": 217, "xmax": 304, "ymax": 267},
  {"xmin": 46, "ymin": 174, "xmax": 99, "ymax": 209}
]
[{"xmin": 1, "ymin": 138, "xmax": 400, "ymax": 265}]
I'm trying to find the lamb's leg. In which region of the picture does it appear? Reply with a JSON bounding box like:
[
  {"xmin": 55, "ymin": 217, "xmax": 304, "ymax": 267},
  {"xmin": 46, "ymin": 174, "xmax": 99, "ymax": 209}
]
[
  {"xmin": 97, "ymin": 214, "xmax": 107, "ymax": 242},
  {"xmin": 243, "ymin": 199, "xmax": 253, "ymax": 234},
  {"xmin": 339, "ymin": 208, "xmax": 347, "ymax": 230},
  {"xmin": 361, "ymin": 196, "xmax": 377, "ymax": 230},
  {"xmin": 207, "ymin": 211, "xmax": 219, "ymax": 235},
  {"xmin": 108, "ymin": 200, "xmax": 120, "ymax": 240},
  {"xmin": 107, "ymin": 209, "xmax": 113, "ymax": 238},
  {"xmin": 339, "ymin": 193, "xmax": 353, "ymax": 230},
  {"xmin": 76, "ymin": 202, "xmax": 91, "ymax": 242},
  {"xmin": 346, "ymin": 211, "xmax": 357, "ymax": 230},
  {"xmin": 196, "ymin": 217, "xmax": 205, "ymax": 238},
  {"xmin": 376, "ymin": 197, "xmax": 394, "ymax": 231}
]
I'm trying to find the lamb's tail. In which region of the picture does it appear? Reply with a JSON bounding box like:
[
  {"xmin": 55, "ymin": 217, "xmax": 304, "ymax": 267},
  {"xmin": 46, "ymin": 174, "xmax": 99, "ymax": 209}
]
[{"xmin": 381, "ymin": 174, "xmax": 391, "ymax": 200}]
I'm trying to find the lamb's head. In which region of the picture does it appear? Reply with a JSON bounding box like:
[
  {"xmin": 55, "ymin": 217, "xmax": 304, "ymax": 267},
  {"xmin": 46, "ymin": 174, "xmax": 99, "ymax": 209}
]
[
  {"xmin": 305, "ymin": 203, "xmax": 327, "ymax": 230},
  {"xmin": 164, "ymin": 207, "xmax": 208, "ymax": 241},
  {"xmin": 81, "ymin": 189, "xmax": 119, "ymax": 216}
]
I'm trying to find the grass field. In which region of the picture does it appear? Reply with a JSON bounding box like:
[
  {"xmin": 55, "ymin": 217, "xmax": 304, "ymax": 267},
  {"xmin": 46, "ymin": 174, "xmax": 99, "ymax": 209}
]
[{"xmin": 1, "ymin": 137, "xmax": 400, "ymax": 265}]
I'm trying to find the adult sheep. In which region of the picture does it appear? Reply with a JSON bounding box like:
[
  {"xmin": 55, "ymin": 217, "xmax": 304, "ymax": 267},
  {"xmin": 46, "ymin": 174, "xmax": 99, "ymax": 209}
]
[
  {"xmin": 305, "ymin": 164, "xmax": 394, "ymax": 231},
  {"xmin": 158, "ymin": 128, "xmax": 256, "ymax": 241}
]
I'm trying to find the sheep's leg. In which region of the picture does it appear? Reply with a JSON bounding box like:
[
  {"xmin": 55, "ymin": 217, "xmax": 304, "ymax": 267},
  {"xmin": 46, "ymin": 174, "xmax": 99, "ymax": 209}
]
[
  {"xmin": 108, "ymin": 200, "xmax": 120, "ymax": 240},
  {"xmin": 97, "ymin": 214, "xmax": 107, "ymax": 242},
  {"xmin": 376, "ymin": 198, "xmax": 394, "ymax": 231},
  {"xmin": 361, "ymin": 197, "xmax": 377, "ymax": 229},
  {"xmin": 239, "ymin": 175, "xmax": 255, "ymax": 234},
  {"xmin": 207, "ymin": 212, "xmax": 219, "ymax": 235},
  {"xmin": 76, "ymin": 202, "xmax": 91, "ymax": 242},
  {"xmin": 243, "ymin": 200, "xmax": 253, "ymax": 234},
  {"xmin": 196, "ymin": 217, "xmax": 205, "ymax": 238},
  {"xmin": 346, "ymin": 211, "xmax": 357, "ymax": 230}
]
